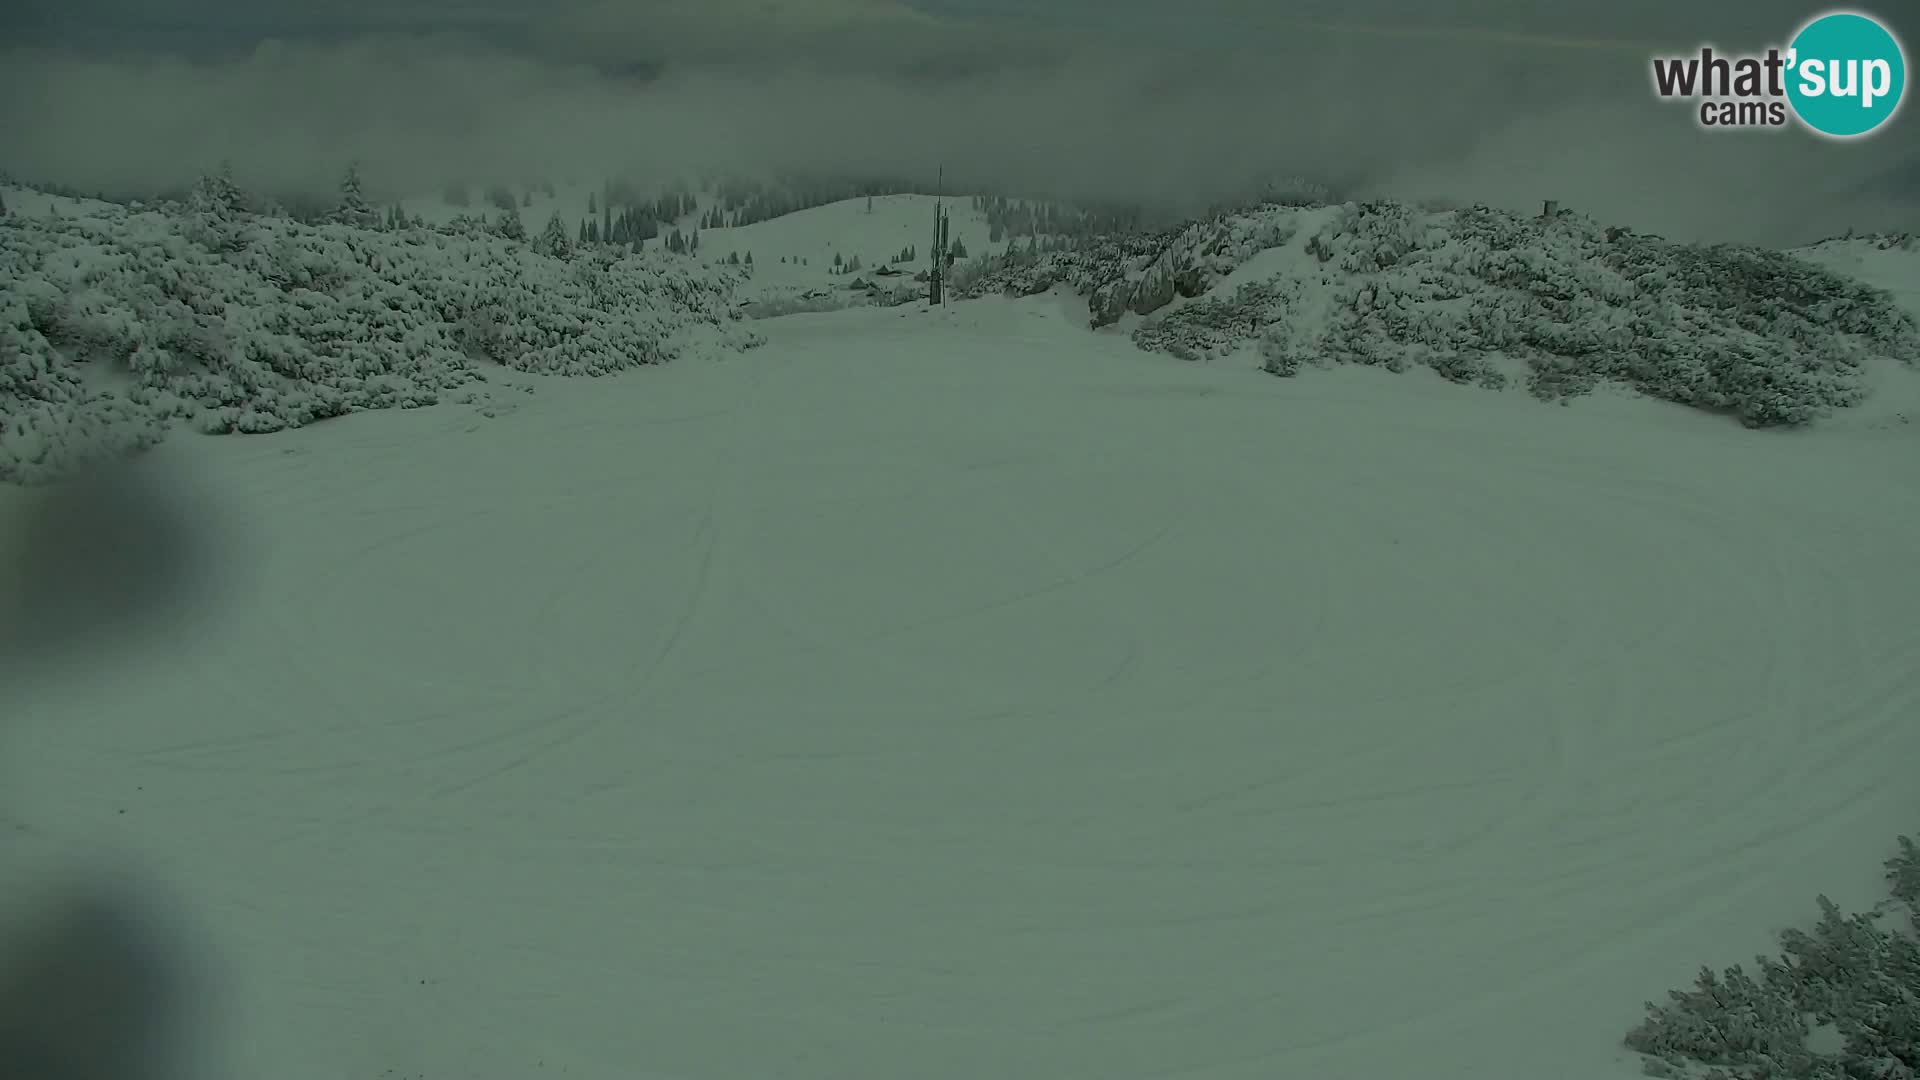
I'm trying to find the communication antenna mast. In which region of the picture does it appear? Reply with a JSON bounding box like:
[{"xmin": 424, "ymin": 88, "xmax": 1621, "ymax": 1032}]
[{"xmin": 930, "ymin": 163, "xmax": 947, "ymax": 305}]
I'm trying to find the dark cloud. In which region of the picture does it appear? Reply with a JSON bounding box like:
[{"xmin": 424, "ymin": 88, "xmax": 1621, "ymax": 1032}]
[{"xmin": 0, "ymin": 0, "xmax": 1913, "ymax": 244}]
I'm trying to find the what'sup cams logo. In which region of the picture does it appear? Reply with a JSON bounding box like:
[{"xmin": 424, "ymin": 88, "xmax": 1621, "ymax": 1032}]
[{"xmin": 1650, "ymin": 10, "xmax": 1906, "ymax": 138}]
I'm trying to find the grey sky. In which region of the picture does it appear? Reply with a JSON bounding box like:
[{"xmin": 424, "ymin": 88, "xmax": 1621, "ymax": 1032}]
[
  {"xmin": 1, "ymin": 0, "xmax": 1844, "ymax": 71},
  {"xmin": 1, "ymin": 1, "xmax": 1912, "ymax": 244},
  {"xmin": 0, "ymin": 0, "xmax": 1829, "ymax": 52}
]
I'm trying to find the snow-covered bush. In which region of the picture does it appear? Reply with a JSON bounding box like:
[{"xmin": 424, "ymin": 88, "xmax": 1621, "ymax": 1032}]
[
  {"xmin": 1626, "ymin": 835, "xmax": 1920, "ymax": 1080},
  {"xmin": 1132, "ymin": 279, "xmax": 1300, "ymax": 362},
  {"xmin": 949, "ymin": 195, "xmax": 1919, "ymax": 424},
  {"xmin": 532, "ymin": 213, "xmax": 575, "ymax": 260},
  {"xmin": 1132, "ymin": 202, "xmax": 1920, "ymax": 426},
  {"xmin": 1, "ymin": 193, "xmax": 758, "ymax": 484},
  {"xmin": 953, "ymin": 205, "xmax": 1302, "ymax": 323}
]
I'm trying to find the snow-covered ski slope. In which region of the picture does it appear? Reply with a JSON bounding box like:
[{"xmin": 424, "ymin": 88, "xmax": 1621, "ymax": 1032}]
[
  {"xmin": 7, "ymin": 252, "xmax": 1920, "ymax": 1079},
  {"xmin": 397, "ymin": 181, "xmax": 996, "ymax": 304},
  {"xmin": 701, "ymin": 193, "xmax": 996, "ymax": 304}
]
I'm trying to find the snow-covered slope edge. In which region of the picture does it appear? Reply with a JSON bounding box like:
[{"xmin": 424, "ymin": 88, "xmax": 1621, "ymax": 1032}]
[
  {"xmin": 965, "ymin": 202, "xmax": 1920, "ymax": 429},
  {"xmin": 0, "ymin": 185, "xmax": 762, "ymax": 485}
]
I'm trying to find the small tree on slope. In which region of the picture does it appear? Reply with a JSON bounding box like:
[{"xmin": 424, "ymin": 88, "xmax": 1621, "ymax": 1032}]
[
  {"xmin": 535, "ymin": 213, "xmax": 574, "ymax": 259},
  {"xmin": 184, "ymin": 162, "xmax": 253, "ymax": 252},
  {"xmin": 332, "ymin": 162, "xmax": 380, "ymax": 229},
  {"xmin": 493, "ymin": 204, "xmax": 526, "ymax": 242}
]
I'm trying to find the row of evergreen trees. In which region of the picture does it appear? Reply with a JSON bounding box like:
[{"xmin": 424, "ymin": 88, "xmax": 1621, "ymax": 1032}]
[
  {"xmin": 709, "ymin": 174, "xmax": 923, "ymax": 229},
  {"xmin": 12, "ymin": 161, "xmax": 1337, "ymax": 246},
  {"xmin": 161, "ymin": 163, "xmax": 679, "ymax": 263},
  {"xmin": 328, "ymin": 164, "xmax": 755, "ymax": 263},
  {"xmin": 695, "ymin": 175, "xmax": 1143, "ymax": 238},
  {"xmin": 125, "ymin": 161, "xmax": 1147, "ymax": 251},
  {"xmin": 42, "ymin": 159, "xmax": 1082, "ymax": 272},
  {"xmin": 185, "ymin": 160, "xmax": 397, "ymax": 231},
  {"xmin": 432, "ymin": 178, "xmax": 699, "ymax": 239},
  {"xmin": 440, "ymin": 180, "xmax": 557, "ymax": 211},
  {"xmin": 973, "ymin": 194, "xmax": 1146, "ymax": 243}
]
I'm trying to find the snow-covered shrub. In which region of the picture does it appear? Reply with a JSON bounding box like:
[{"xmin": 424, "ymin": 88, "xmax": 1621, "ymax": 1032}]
[
  {"xmin": 948, "ymin": 244, "xmax": 1061, "ymax": 299},
  {"xmin": 1, "ymin": 194, "xmax": 755, "ymax": 484},
  {"xmin": 1626, "ymin": 834, "xmax": 1920, "ymax": 1080},
  {"xmin": 532, "ymin": 213, "xmax": 575, "ymax": 260},
  {"xmin": 1132, "ymin": 280, "xmax": 1298, "ymax": 362},
  {"xmin": 492, "ymin": 206, "xmax": 527, "ymax": 242},
  {"xmin": 1303, "ymin": 200, "xmax": 1437, "ymax": 272},
  {"xmin": 952, "ymin": 205, "xmax": 1302, "ymax": 323},
  {"xmin": 1130, "ymin": 202, "xmax": 1920, "ymax": 426}
]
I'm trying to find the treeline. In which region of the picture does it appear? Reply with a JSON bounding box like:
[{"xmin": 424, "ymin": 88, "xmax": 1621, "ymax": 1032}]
[
  {"xmin": 142, "ymin": 163, "xmax": 708, "ymax": 268},
  {"xmin": 693, "ymin": 175, "xmax": 1159, "ymax": 239},
  {"xmin": 10, "ymin": 159, "xmax": 1335, "ymax": 270},
  {"xmin": 706, "ymin": 174, "xmax": 924, "ymax": 228},
  {"xmin": 972, "ymin": 194, "xmax": 1149, "ymax": 243}
]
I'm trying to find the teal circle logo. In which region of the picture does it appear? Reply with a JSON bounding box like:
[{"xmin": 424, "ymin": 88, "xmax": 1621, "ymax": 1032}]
[{"xmin": 1786, "ymin": 11, "xmax": 1906, "ymax": 138}]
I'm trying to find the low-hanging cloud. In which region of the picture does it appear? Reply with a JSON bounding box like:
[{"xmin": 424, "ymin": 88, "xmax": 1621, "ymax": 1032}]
[{"xmin": 0, "ymin": 4, "xmax": 1913, "ymax": 246}]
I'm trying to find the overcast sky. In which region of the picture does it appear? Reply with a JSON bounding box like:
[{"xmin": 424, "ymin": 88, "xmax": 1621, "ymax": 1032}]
[
  {"xmin": 0, "ymin": 0, "xmax": 1830, "ymax": 54},
  {"xmin": 2, "ymin": 0, "xmax": 1912, "ymax": 244}
]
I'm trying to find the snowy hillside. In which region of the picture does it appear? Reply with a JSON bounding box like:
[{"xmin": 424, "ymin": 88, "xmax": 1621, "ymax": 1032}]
[
  {"xmin": 698, "ymin": 193, "xmax": 995, "ymax": 308},
  {"xmin": 960, "ymin": 201, "xmax": 1920, "ymax": 429},
  {"xmin": 1794, "ymin": 232, "xmax": 1920, "ymax": 317},
  {"xmin": 6, "ymin": 159, "xmax": 1920, "ymax": 1080},
  {"xmin": 0, "ymin": 181, "xmax": 760, "ymax": 484},
  {"xmin": 8, "ymin": 284, "xmax": 1919, "ymax": 1080},
  {"xmin": 7, "ymin": 179, "xmax": 1920, "ymax": 486},
  {"xmin": 1790, "ymin": 234, "xmax": 1920, "ymax": 433},
  {"xmin": 403, "ymin": 181, "xmax": 998, "ymax": 311}
]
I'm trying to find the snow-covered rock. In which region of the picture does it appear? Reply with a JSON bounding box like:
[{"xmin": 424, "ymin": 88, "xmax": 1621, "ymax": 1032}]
[{"xmin": 1, "ymin": 193, "xmax": 761, "ymax": 484}]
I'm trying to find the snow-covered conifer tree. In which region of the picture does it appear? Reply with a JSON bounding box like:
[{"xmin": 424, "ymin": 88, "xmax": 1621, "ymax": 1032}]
[
  {"xmin": 535, "ymin": 213, "xmax": 574, "ymax": 259},
  {"xmin": 332, "ymin": 162, "xmax": 379, "ymax": 228},
  {"xmin": 188, "ymin": 161, "xmax": 246, "ymax": 217},
  {"xmin": 185, "ymin": 161, "xmax": 253, "ymax": 251},
  {"xmin": 494, "ymin": 205, "xmax": 526, "ymax": 241}
]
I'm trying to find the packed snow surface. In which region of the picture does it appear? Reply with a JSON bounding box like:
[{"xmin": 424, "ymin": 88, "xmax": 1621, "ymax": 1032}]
[{"xmin": 5, "ymin": 283, "xmax": 1920, "ymax": 1080}]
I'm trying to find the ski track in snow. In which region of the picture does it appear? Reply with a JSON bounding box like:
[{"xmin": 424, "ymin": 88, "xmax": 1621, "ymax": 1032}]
[{"xmin": 6, "ymin": 297, "xmax": 1920, "ymax": 1080}]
